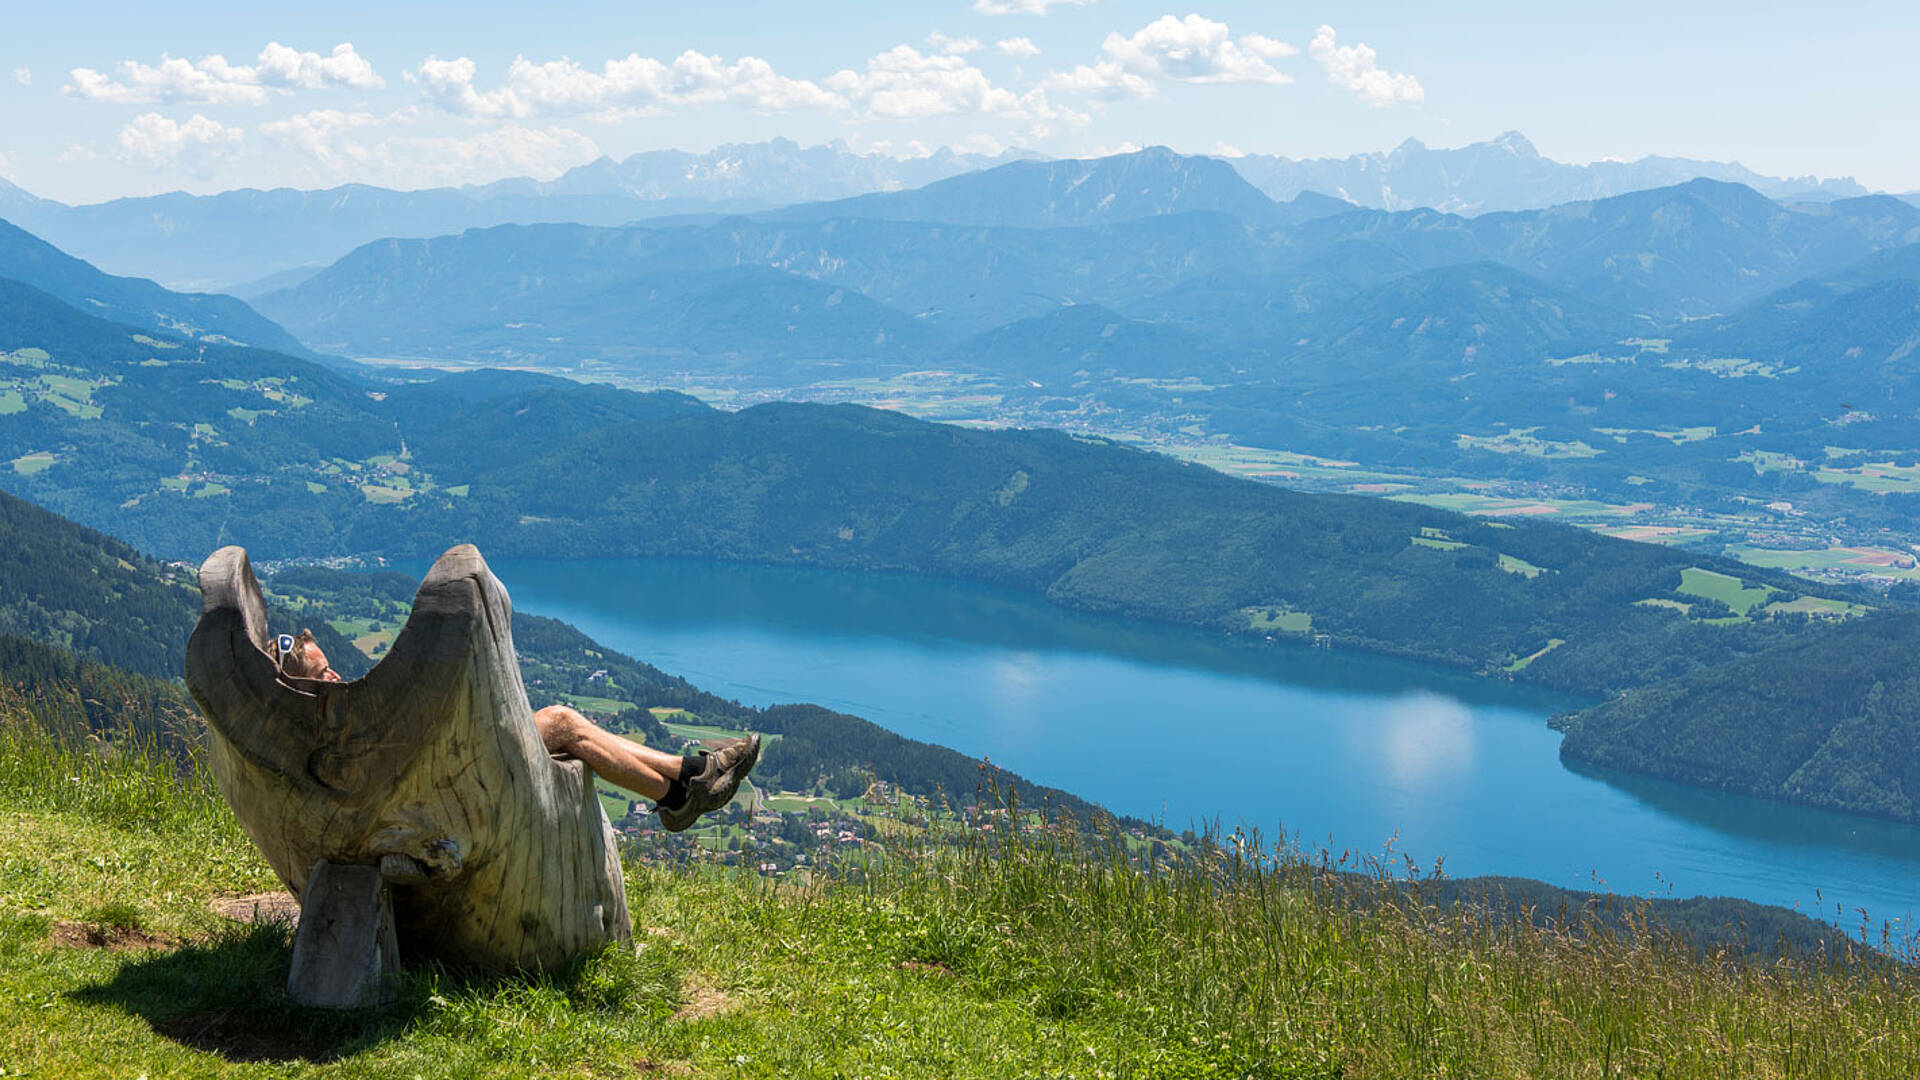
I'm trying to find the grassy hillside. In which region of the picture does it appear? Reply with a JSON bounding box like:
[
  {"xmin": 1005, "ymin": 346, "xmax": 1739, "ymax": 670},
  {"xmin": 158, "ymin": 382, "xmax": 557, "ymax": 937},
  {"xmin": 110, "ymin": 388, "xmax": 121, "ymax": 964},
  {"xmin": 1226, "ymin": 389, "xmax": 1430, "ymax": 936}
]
[{"xmin": 3, "ymin": 718, "xmax": 1916, "ymax": 1078}]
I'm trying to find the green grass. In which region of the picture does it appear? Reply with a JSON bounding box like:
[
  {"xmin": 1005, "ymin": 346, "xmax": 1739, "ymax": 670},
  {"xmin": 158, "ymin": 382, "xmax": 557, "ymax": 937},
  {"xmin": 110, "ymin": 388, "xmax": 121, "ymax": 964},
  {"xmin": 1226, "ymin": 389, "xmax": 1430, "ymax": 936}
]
[
  {"xmin": 10, "ymin": 451, "xmax": 55, "ymax": 476},
  {"xmin": 1497, "ymin": 553, "xmax": 1548, "ymax": 578},
  {"xmin": 1761, "ymin": 596, "xmax": 1871, "ymax": 619},
  {"xmin": 1505, "ymin": 637, "xmax": 1565, "ymax": 673},
  {"xmin": 0, "ymin": 389, "xmax": 24, "ymax": 415},
  {"xmin": 1677, "ymin": 567, "xmax": 1778, "ymax": 616},
  {"xmin": 1411, "ymin": 535, "xmax": 1467, "ymax": 551},
  {"xmin": 662, "ymin": 721, "xmax": 781, "ymax": 749},
  {"xmin": 1813, "ymin": 461, "xmax": 1920, "ymax": 494},
  {"xmin": 5, "ymin": 715, "xmax": 1920, "ymax": 1078},
  {"xmin": 1240, "ymin": 606, "xmax": 1312, "ymax": 634},
  {"xmin": 35, "ymin": 374, "xmax": 105, "ymax": 419},
  {"xmin": 1455, "ymin": 427, "xmax": 1603, "ymax": 459},
  {"xmin": 559, "ymin": 692, "xmax": 632, "ymax": 716},
  {"xmin": 1635, "ymin": 598, "xmax": 1694, "ymax": 615}
]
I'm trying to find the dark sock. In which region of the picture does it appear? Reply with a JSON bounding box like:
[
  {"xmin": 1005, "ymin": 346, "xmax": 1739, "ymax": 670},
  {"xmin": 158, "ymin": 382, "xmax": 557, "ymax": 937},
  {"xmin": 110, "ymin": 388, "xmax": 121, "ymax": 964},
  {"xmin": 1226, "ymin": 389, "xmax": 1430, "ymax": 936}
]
[{"xmin": 659, "ymin": 755, "xmax": 707, "ymax": 809}]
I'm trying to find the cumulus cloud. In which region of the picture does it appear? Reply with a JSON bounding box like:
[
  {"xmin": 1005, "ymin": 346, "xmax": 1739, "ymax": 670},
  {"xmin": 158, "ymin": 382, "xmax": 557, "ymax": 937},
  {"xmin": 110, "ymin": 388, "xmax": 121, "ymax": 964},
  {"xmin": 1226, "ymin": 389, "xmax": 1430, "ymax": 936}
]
[
  {"xmin": 826, "ymin": 45, "xmax": 1021, "ymax": 119},
  {"xmin": 11, "ymin": 67, "xmax": 29, "ymax": 86},
  {"xmin": 1309, "ymin": 25, "xmax": 1422, "ymax": 107},
  {"xmin": 256, "ymin": 108, "xmax": 381, "ymax": 169},
  {"xmin": 974, "ymin": 0, "xmax": 1095, "ymax": 13},
  {"xmin": 67, "ymin": 42, "xmax": 383, "ymax": 105},
  {"xmin": 1044, "ymin": 14, "xmax": 1295, "ymax": 99},
  {"xmin": 995, "ymin": 37, "xmax": 1042, "ymax": 60},
  {"xmin": 116, "ymin": 113, "xmax": 244, "ymax": 172},
  {"xmin": 414, "ymin": 50, "xmax": 843, "ymax": 119},
  {"xmin": 927, "ymin": 31, "xmax": 983, "ymax": 55},
  {"xmin": 255, "ymin": 108, "xmax": 601, "ymax": 187}
]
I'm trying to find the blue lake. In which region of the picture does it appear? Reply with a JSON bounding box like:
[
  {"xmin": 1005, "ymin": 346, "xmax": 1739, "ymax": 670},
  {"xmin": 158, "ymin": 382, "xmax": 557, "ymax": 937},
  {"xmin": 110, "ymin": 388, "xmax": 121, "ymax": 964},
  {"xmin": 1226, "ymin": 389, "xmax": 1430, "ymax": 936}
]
[{"xmin": 470, "ymin": 556, "xmax": 1918, "ymax": 934}]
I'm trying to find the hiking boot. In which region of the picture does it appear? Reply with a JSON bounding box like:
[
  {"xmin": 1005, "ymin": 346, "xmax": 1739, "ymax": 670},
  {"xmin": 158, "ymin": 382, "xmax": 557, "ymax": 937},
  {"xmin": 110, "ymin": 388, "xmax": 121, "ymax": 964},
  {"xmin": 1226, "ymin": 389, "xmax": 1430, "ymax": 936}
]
[{"xmin": 657, "ymin": 734, "xmax": 761, "ymax": 832}]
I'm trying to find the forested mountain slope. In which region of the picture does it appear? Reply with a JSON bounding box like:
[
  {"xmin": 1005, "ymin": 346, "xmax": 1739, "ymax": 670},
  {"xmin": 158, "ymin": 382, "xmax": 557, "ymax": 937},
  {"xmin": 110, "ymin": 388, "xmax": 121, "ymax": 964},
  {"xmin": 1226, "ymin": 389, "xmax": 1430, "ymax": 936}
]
[
  {"xmin": 0, "ymin": 487, "xmax": 198, "ymax": 679},
  {"xmin": 0, "ymin": 218, "xmax": 309, "ymax": 355},
  {"xmin": 1558, "ymin": 611, "xmax": 1920, "ymax": 824}
]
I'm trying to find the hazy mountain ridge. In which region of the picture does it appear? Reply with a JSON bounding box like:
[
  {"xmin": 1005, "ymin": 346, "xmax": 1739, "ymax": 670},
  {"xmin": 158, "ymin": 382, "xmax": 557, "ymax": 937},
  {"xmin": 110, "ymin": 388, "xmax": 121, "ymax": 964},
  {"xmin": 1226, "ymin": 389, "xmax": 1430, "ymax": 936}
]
[
  {"xmin": 0, "ymin": 217, "xmax": 310, "ymax": 355},
  {"xmin": 1231, "ymin": 131, "xmax": 1872, "ymax": 213},
  {"xmin": 756, "ymin": 148, "xmax": 1352, "ymax": 229},
  {"xmin": 0, "ymin": 132, "xmax": 1887, "ymax": 293},
  {"xmin": 254, "ymin": 167, "xmax": 1920, "ymax": 369},
  {"xmin": 0, "ymin": 138, "xmax": 1028, "ymax": 292}
]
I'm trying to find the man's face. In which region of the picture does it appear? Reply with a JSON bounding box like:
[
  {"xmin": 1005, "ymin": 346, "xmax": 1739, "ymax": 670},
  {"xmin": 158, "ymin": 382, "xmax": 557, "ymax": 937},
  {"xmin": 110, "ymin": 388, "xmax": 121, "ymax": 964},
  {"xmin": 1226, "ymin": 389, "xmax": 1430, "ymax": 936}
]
[{"xmin": 301, "ymin": 644, "xmax": 342, "ymax": 682}]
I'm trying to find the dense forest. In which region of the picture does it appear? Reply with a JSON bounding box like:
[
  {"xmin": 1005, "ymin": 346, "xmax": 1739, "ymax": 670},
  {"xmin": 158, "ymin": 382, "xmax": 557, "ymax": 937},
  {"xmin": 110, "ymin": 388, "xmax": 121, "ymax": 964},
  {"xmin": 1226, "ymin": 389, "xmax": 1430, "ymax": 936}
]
[
  {"xmin": 0, "ymin": 488, "xmax": 198, "ymax": 679},
  {"xmin": 1557, "ymin": 611, "xmax": 1920, "ymax": 824}
]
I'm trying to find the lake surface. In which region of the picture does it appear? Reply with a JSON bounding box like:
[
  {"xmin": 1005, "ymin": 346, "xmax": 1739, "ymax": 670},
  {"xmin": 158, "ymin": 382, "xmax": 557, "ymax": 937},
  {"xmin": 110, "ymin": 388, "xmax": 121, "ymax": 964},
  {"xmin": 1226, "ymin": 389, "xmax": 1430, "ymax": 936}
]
[{"xmin": 475, "ymin": 556, "xmax": 1919, "ymax": 933}]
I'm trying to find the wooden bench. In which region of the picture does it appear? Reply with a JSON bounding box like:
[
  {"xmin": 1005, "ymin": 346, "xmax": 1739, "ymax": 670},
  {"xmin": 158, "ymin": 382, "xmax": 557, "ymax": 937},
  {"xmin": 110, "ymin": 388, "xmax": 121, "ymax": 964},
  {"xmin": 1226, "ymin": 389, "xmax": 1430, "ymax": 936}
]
[{"xmin": 185, "ymin": 544, "xmax": 630, "ymax": 1008}]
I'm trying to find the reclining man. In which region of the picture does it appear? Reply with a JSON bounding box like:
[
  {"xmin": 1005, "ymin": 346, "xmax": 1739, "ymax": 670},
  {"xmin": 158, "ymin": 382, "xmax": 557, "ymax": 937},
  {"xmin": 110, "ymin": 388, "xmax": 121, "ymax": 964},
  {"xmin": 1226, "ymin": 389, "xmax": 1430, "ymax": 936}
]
[{"xmin": 274, "ymin": 630, "xmax": 758, "ymax": 832}]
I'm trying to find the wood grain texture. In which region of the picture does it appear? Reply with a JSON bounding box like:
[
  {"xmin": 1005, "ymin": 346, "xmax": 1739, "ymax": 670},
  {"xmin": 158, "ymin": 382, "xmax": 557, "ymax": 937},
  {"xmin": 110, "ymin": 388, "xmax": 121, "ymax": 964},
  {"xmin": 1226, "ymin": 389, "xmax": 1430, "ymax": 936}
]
[
  {"xmin": 185, "ymin": 544, "xmax": 631, "ymax": 975},
  {"xmin": 287, "ymin": 860, "xmax": 399, "ymax": 1009}
]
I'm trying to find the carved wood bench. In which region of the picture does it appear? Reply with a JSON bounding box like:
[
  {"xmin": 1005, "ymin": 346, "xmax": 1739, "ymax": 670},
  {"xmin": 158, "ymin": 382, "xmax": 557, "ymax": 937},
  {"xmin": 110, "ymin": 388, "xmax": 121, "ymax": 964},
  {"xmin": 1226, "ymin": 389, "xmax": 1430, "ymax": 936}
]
[{"xmin": 185, "ymin": 544, "xmax": 630, "ymax": 1008}]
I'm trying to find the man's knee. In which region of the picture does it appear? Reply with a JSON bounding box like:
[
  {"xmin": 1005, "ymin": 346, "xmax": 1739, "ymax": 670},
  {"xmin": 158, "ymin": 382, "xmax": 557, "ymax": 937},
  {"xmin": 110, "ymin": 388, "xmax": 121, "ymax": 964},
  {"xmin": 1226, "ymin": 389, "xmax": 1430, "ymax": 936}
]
[{"xmin": 535, "ymin": 705, "xmax": 593, "ymax": 754}]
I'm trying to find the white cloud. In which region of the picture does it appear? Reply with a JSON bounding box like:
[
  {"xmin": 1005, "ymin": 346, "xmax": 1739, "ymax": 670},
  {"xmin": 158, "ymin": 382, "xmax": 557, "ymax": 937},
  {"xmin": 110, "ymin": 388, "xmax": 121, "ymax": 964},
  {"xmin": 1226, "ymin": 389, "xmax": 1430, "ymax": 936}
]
[
  {"xmin": 954, "ymin": 132, "xmax": 1007, "ymax": 155},
  {"xmin": 826, "ymin": 46, "xmax": 1021, "ymax": 119},
  {"xmin": 1044, "ymin": 14, "xmax": 1295, "ymax": 99},
  {"xmin": 927, "ymin": 31, "xmax": 983, "ymax": 55},
  {"xmin": 116, "ymin": 113, "xmax": 244, "ymax": 173},
  {"xmin": 256, "ymin": 108, "xmax": 602, "ymax": 187},
  {"xmin": 974, "ymin": 0, "xmax": 1095, "ymax": 14},
  {"xmin": 1309, "ymin": 25, "xmax": 1422, "ymax": 107},
  {"xmin": 414, "ymin": 50, "xmax": 843, "ymax": 119},
  {"xmin": 67, "ymin": 42, "xmax": 383, "ymax": 105},
  {"xmin": 256, "ymin": 108, "xmax": 381, "ymax": 169},
  {"xmin": 995, "ymin": 37, "xmax": 1042, "ymax": 61},
  {"xmin": 1213, "ymin": 141, "xmax": 1245, "ymax": 157},
  {"xmin": 398, "ymin": 124, "xmax": 602, "ymax": 185},
  {"xmin": 11, "ymin": 67, "xmax": 29, "ymax": 86}
]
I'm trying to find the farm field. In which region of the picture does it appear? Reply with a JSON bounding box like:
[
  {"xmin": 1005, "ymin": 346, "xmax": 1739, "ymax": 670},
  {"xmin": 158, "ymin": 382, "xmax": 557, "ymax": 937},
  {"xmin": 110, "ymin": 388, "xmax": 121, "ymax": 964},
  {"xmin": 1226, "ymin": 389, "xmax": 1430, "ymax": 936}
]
[
  {"xmin": 1722, "ymin": 543, "xmax": 1920, "ymax": 583},
  {"xmin": 1676, "ymin": 568, "xmax": 1778, "ymax": 616}
]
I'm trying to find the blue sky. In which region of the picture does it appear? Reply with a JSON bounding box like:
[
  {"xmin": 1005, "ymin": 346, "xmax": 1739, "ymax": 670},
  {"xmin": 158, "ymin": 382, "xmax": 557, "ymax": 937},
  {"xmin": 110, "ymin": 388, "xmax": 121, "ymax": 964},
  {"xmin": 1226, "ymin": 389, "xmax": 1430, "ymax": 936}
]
[{"xmin": 3, "ymin": 1, "xmax": 1916, "ymax": 203}]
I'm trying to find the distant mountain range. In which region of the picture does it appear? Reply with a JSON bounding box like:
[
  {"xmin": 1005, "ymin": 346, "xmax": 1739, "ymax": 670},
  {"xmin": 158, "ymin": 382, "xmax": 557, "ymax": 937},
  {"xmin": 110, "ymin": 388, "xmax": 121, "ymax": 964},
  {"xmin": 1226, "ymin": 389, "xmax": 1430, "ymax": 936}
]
[
  {"xmin": 0, "ymin": 139, "xmax": 1030, "ymax": 292},
  {"xmin": 252, "ymin": 150, "xmax": 1920, "ymax": 371},
  {"xmin": 1230, "ymin": 131, "xmax": 1875, "ymax": 213},
  {"xmin": 0, "ymin": 132, "xmax": 1904, "ymax": 293}
]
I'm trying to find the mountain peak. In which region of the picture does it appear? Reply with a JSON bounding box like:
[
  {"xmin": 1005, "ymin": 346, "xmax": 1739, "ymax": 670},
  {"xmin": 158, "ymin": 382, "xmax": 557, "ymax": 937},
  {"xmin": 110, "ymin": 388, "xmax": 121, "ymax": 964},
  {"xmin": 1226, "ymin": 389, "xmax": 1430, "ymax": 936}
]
[{"xmin": 1490, "ymin": 131, "xmax": 1540, "ymax": 158}]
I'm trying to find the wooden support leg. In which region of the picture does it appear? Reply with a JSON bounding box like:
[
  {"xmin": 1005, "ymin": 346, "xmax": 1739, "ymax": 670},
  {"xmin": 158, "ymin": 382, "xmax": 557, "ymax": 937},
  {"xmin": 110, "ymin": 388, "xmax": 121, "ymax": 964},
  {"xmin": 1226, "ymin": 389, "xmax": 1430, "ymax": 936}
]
[{"xmin": 287, "ymin": 860, "xmax": 401, "ymax": 1009}]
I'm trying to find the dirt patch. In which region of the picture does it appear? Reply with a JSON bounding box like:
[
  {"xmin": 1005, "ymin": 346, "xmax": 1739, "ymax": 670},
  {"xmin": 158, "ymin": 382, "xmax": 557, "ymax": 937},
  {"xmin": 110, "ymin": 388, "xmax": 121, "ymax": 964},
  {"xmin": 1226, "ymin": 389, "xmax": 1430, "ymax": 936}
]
[
  {"xmin": 633, "ymin": 1059, "xmax": 695, "ymax": 1076},
  {"xmin": 898, "ymin": 960, "xmax": 956, "ymax": 977},
  {"xmin": 1842, "ymin": 547, "xmax": 1914, "ymax": 567},
  {"xmin": 51, "ymin": 919, "xmax": 175, "ymax": 952},
  {"xmin": 673, "ymin": 976, "xmax": 737, "ymax": 1022},
  {"xmin": 210, "ymin": 892, "xmax": 300, "ymax": 927},
  {"xmin": 1478, "ymin": 503, "xmax": 1560, "ymax": 517}
]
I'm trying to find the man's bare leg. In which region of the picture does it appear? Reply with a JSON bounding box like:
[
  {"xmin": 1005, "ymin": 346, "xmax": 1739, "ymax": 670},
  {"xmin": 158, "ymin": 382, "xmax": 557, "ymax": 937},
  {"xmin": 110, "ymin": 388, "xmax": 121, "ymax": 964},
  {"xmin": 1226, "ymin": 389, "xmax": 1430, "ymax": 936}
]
[{"xmin": 535, "ymin": 704, "xmax": 684, "ymax": 802}]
